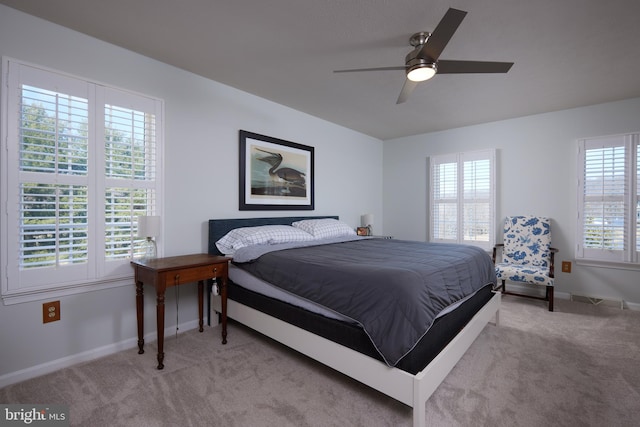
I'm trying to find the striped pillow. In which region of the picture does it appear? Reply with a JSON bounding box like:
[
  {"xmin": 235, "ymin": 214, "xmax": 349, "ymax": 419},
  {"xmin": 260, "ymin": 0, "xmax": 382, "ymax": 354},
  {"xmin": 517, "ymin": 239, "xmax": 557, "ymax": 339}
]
[
  {"xmin": 292, "ymin": 218, "xmax": 356, "ymax": 239},
  {"xmin": 216, "ymin": 225, "xmax": 314, "ymax": 255}
]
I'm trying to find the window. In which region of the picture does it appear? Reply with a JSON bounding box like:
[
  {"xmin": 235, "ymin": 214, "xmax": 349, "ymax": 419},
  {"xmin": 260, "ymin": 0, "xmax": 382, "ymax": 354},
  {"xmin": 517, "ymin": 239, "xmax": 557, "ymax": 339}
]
[
  {"xmin": 1, "ymin": 59, "xmax": 163, "ymax": 303},
  {"xmin": 429, "ymin": 149, "xmax": 496, "ymax": 250},
  {"xmin": 576, "ymin": 134, "xmax": 639, "ymax": 266}
]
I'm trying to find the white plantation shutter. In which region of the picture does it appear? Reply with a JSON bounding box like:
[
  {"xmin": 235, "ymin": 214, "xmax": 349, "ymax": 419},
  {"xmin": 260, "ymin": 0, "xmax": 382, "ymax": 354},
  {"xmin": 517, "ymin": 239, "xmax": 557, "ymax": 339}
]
[
  {"xmin": 19, "ymin": 85, "xmax": 89, "ymax": 175},
  {"xmin": 582, "ymin": 140, "xmax": 626, "ymax": 251},
  {"xmin": 432, "ymin": 155, "xmax": 458, "ymax": 241},
  {"xmin": 463, "ymin": 155, "xmax": 492, "ymax": 244},
  {"xmin": 18, "ymin": 84, "xmax": 90, "ymax": 272},
  {"xmin": 577, "ymin": 134, "xmax": 638, "ymax": 264},
  {"xmin": 2, "ymin": 59, "xmax": 163, "ymax": 302},
  {"xmin": 19, "ymin": 184, "xmax": 89, "ymax": 269},
  {"xmin": 19, "ymin": 83, "xmax": 91, "ymax": 269},
  {"xmin": 7, "ymin": 64, "xmax": 94, "ymax": 289},
  {"xmin": 102, "ymin": 89, "xmax": 161, "ymax": 271},
  {"xmin": 636, "ymin": 139, "xmax": 640, "ymax": 253},
  {"xmin": 104, "ymin": 105, "xmax": 156, "ymax": 180},
  {"xmin": 430, "ymin": 150, "xmax": 495, "ymax": 250},
  {"xmin": 104, "ymin": 188, "xmax": 155, "ymax": 260}
]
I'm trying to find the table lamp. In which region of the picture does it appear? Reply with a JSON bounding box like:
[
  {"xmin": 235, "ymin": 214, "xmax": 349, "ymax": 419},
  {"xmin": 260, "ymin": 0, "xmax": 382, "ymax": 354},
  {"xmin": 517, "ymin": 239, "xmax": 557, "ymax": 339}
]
[
  {"xmin": 137, "ymin": 215, "xmax": 161, "ymax": 259},
  {"xmin": 361, "ymin": 213, "xmax": 374, "ymax": 236}
]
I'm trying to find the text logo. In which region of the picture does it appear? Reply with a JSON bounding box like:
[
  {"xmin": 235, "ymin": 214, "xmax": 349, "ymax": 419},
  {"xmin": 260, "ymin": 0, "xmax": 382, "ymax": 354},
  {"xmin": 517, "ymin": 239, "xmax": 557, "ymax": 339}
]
[{"xmin": 1, "ymin": 405, "xmax": 69, "ymax": 426}]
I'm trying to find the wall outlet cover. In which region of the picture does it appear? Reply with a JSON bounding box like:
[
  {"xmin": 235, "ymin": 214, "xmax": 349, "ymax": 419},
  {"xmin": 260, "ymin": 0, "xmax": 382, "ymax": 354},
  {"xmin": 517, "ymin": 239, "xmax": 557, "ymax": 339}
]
[{"xmin": 43, "ymin": 301, "xmax": 61, "ymax": 323}]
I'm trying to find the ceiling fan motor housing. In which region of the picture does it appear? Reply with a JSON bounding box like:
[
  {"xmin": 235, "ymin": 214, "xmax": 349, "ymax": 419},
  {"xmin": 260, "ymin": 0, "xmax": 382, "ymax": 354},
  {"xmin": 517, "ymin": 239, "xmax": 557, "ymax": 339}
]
[
  {"xmin": 406, "ymin": 33, "xmax": 437, "ymax": 81},
  {"xmin": 406, "ymin": 32, "xmax": 435, "ymax": 61}
]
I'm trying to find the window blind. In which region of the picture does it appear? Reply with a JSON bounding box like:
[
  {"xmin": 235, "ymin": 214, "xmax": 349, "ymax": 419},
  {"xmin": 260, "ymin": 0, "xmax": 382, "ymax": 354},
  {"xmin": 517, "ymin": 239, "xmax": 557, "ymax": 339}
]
[
  {"xmin": 463, "ymin": 158, "xmax": 491, "ymax": 243},
  {"xmin": 104, "ymin": 103, "xmax": 158, "ymax": 260},
  {"xmin": 582, "ymin": 144, "xmax": 626, "ymax": 251},
  {"xmin": 637, "ymin": 140, "xmax": 640, "ymax": 252},
  {"xmin": 18, "ymin": 84, "xmax": 90, "ymax": 270},
  {"xmin": 105, "ymin": 188, "xmax": 155, "ymax": 260},
  {"xmin": 2, "ymin": 59, "xmax": 164, "ymax": 302},
  {"xmin": 430, "ymin": 150, "xmax": 495, "ymax": 250},
  {"xmin": 432, "ymin": 160, "xmax": 457, "ymax": 241},
  {"xmin": 105, "ymin": 105, "xmax": 156, "ymax": 180},
  {"xmin": 20, "ymin": 85, "xmax": 89, "ymax": 175},
  {"xmin": 19, "ymin": 183, "xmax": 88, "ymax": 269},
  {"xmin": 577, "ymin": 134, "xmax": 638, "ymax": 265}
]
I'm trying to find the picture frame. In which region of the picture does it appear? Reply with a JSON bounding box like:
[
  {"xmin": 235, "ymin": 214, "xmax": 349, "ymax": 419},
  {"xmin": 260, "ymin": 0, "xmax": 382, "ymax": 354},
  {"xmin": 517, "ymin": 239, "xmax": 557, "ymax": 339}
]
[
  {"xmin": 239, "ymin": 130, "xmax": 314, "ymax": 211},
  {"xmin": 356, "ymin": 226, "xmax": 370, "ymax": 236}
]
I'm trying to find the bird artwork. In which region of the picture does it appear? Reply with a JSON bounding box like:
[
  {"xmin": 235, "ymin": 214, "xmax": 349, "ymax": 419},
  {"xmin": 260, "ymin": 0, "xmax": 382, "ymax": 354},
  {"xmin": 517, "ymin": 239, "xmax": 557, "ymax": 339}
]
[{"xmin": 252, "ymin": 147, "xmax": 307, "ymax": 197}]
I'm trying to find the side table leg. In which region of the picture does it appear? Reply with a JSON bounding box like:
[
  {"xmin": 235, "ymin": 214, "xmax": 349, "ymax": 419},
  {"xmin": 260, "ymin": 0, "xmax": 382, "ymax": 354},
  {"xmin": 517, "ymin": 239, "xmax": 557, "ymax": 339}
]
[
  {"xmin": 156, "ymin": 290, "xmax": 165, "ymax": 369},
  {"xmin": 136, "ymin": 281, "xmax": 144, "ymax": 354},
  {"xmin": 220, "ymin": 276, "xmax": 228, "ymax": 345},
  {"xmin": 198, "ymin": 280, "xmax": 204, "ymax": 332}
]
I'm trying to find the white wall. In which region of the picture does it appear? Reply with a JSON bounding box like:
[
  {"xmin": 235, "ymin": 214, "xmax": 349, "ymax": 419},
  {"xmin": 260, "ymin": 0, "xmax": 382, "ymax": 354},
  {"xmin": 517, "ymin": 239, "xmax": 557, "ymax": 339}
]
[
  {"xmin": 0, "ymin": 5, "xmax": 383, "ymax": 384},
  {"xmin": 383, "ymin": 97, "xmax": 640, "ymax": 306}
]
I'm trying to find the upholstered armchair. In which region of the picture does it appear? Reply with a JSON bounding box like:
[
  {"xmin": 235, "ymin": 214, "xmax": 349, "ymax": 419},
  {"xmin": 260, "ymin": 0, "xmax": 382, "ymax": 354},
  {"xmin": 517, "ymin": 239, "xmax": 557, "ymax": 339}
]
[{"xmin": 492, "ymin": 216, "xmax": 558, "ymax": 311}]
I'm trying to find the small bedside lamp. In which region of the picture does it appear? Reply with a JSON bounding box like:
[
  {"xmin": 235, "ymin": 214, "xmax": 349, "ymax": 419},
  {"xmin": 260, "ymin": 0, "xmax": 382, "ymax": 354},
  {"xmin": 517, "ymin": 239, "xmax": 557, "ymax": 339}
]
[
  {"xmin": 361, "ymin": 213, "xmax": 374, "ymax": 236},
  {"xmin": 137, "ymin": 215, "xmax": 161, "ymax": 259}
]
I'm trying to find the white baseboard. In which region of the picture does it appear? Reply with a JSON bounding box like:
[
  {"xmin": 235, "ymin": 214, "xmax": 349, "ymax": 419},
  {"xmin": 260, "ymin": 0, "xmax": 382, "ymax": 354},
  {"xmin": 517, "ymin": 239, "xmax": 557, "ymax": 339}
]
[
  {"xmin": 0, "ymin": 319, "xmax": 201, "ymax": 389},
  {"xmin": 501, "ymin": 283, "xmax": 640, "ymax": 311},
  {"xmin": 625, "ymin": 301, "xmax": 640, "ymax": 310}
]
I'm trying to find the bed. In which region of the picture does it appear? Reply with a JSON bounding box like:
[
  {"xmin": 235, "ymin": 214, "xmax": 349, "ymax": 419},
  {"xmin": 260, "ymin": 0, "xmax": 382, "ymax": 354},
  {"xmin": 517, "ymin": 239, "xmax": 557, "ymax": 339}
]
[{"xmin": 207, "ymin": 216, "xmax": 500, "ymax": 427}]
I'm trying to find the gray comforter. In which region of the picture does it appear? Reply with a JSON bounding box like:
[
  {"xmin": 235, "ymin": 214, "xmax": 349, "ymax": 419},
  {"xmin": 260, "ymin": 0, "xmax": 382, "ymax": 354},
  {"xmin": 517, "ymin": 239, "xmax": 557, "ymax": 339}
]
[{"xmin": 234, "ymin": 238, "xmax": 496, "ymax": 366}]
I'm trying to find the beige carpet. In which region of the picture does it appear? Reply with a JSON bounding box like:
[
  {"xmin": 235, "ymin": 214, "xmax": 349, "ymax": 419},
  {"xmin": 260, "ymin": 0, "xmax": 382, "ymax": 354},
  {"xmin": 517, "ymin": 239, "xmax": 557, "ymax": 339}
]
[{"xmin": 1, "ymin": 295, "xmax": 639, "ymax": 426}]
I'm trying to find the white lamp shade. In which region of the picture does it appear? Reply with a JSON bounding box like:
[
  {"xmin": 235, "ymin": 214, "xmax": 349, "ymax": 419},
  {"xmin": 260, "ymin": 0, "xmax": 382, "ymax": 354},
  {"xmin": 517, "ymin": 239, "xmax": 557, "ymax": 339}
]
[
  {"xmin": 137, "ymin": 215, "xmax": 161, "ymax": 238},
  {"xmin": 361, "ymin": 214, "xmax": 374, "ymax": 227}
]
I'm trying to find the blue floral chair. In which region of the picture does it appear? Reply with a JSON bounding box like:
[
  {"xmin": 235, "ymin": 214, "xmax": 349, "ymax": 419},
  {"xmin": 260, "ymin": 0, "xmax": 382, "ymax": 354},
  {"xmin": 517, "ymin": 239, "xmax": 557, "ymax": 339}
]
[{"xmin": 492, "ymin": 216, "xmax": 558, "ymax": 311}]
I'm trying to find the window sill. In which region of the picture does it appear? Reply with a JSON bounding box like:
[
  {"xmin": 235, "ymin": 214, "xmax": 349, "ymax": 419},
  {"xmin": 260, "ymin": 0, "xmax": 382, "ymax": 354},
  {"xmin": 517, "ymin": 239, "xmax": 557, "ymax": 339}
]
[
  {"xmin": 575, "ymin": 259, "xmax": 640, "ymax": 272},
  {"xmin": 1, "ymin": 275, "xmax": 133, "ymax": 305}
]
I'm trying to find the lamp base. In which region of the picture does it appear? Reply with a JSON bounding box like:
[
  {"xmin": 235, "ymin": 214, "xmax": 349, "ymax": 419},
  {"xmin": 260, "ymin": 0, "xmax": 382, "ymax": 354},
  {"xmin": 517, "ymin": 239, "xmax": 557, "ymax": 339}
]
[{"xmin": 140, "ymin": 237, "xmax": 157, "ymax": 259}]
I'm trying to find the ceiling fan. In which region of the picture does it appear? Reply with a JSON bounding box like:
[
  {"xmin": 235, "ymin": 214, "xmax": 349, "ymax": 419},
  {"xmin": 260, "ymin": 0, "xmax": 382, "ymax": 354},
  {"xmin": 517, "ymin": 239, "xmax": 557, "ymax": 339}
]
[{"xmin": 334, "ymin": 8, "xmax": 514, "ymax": 104}]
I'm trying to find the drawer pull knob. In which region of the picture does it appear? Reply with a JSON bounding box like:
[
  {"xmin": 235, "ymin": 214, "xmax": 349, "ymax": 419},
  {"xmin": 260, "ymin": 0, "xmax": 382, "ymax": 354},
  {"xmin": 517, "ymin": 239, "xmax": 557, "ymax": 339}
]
[{"xmin": 213, "ymin": 267, "xmax": 218, "ymax": 274}]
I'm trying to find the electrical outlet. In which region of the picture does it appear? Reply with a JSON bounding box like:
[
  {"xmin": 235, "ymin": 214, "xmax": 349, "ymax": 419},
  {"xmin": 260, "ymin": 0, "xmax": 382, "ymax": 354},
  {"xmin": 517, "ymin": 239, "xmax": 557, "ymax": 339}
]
[
  {"xmin": 561, "ymin": 261, "xmax": 572, "ymax": 273},
  {"xmin": 43, "ymin": 301, "xmax": 60, "ymax": 323}
]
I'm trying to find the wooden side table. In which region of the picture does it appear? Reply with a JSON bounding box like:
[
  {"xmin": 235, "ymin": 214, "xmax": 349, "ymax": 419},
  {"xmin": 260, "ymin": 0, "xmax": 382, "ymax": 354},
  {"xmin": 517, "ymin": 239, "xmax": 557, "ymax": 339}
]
[{"xmin": 131, "ymin": 253, "xmax": 231, "ymax": 369}]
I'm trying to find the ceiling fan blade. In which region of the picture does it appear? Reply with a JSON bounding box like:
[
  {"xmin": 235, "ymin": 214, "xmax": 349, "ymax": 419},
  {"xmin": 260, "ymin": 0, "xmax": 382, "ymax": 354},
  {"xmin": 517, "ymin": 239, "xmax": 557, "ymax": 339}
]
[
  {"xmin": 333, "ymin": 66, "xmax": 406, "ymax": 73},
  {"xmin": 396, "ymin": 79, "xmax": 418, "ymax": 104},
  {"xmin": 437, "ymin": 60, "xmax": 514, "ymax": 74},
  {"xmin": 420, "ymin": 8, "xmax": 467, "ymax": 61}
]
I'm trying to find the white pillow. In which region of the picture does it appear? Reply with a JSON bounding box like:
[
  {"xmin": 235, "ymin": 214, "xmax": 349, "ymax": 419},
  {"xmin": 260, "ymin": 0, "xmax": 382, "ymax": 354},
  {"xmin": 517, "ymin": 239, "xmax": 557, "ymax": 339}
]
[
  {"xmin": 216, "ymin": 225, "xmax": 314, "ymax": 255},
  {"xmin": 291, "ymin": 218, "xmax": 356, "ymax": 239}
]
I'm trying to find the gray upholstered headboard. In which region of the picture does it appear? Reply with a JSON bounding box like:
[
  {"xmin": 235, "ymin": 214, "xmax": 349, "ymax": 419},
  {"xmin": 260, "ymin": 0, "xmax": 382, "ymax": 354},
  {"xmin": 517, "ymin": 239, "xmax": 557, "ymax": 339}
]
[{"xmin": 208, "ymin": 216, "xmax": 339, "ymax": 255}]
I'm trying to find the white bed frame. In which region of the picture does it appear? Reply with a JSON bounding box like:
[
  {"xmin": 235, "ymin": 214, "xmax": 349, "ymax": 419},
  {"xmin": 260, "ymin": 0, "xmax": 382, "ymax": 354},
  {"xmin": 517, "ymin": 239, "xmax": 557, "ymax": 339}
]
[{"xmin": 212, "ymin": 291, "xmax": 500, "ymax": 426}]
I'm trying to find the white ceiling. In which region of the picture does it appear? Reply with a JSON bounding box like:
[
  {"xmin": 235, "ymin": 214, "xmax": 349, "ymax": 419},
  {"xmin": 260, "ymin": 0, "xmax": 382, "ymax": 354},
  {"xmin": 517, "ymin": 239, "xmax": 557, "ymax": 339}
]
[{"xmin": 2, "ymin": 0, "xmax": 640, "ymax": 140}]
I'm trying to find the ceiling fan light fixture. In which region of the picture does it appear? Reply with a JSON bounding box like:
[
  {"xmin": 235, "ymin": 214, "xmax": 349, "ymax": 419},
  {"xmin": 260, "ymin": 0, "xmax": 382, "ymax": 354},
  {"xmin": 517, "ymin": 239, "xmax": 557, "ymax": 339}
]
[{"xmin": 407, "ymin": 63, "xmax": 437, "ymax": 82}]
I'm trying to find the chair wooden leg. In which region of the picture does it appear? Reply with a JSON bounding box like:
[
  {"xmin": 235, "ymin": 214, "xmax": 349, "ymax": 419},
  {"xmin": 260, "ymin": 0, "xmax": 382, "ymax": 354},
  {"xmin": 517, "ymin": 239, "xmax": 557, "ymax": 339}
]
[{"xmin": 547, "ymin": 286, "xmax": 554, "ymax": 312}]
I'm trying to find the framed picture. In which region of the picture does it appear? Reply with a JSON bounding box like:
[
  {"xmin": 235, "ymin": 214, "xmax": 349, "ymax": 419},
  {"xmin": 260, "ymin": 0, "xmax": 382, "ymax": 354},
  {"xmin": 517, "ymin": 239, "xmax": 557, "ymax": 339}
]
[
  {"xmin": 356, "ymin": 226, "xmax": 370, "ymax": 236},
  {"xmin": 239, "ymin": 130, "xmax": 314, "ymax": 210}
]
